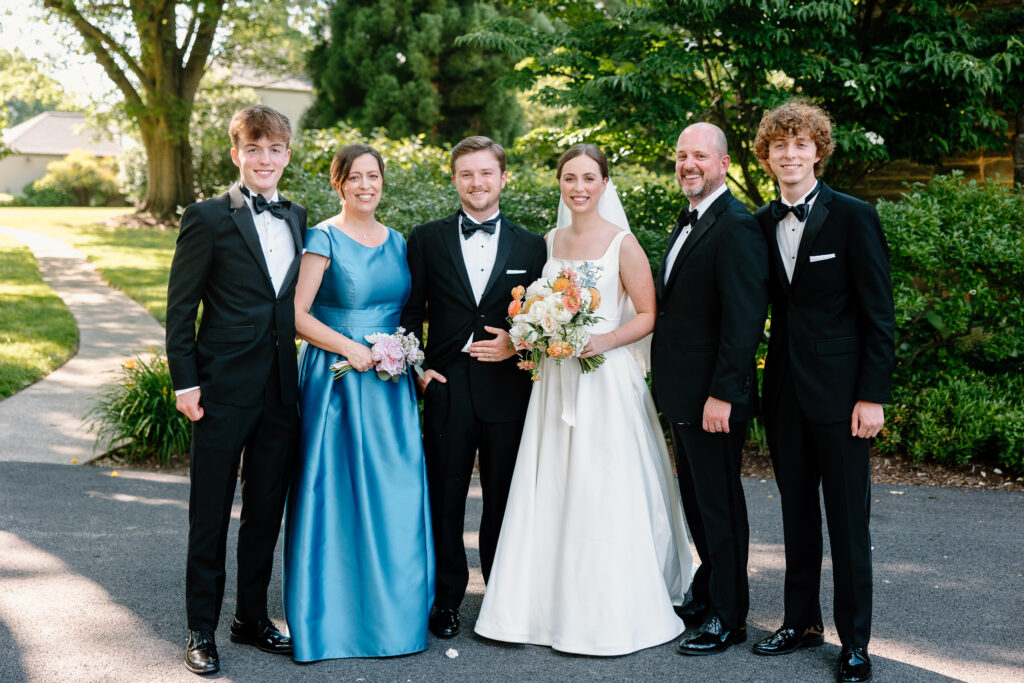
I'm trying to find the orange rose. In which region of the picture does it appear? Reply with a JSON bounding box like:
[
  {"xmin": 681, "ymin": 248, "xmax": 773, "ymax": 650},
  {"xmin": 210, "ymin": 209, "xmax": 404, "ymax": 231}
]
[
  {"xmin": 547, "ymin": 340, "xmax": 574, "ymax": 358},
  {"xmin": 552, "ymin": 277, "xmax": 571, "ymax": 292},
  {"xmin": 511, "ymin": 285, "xmax": 526, "ymax": 300},
  {"xmin": 589, "ymin": 286, "xmax": 601, "ymax": 311},
  {"xmin": 523, "ymin": 295, "xmax": 543, "ymax": 313},
  {"xmin": 508, "ymin": 299, "xmax": 522, "ymax": 317}
]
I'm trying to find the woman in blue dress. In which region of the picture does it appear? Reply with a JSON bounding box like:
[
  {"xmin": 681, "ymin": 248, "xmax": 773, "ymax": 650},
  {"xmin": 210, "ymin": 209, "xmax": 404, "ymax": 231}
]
[{"xmin": 283, "ymin": 144, "xmax": 435, "ymax": 661}]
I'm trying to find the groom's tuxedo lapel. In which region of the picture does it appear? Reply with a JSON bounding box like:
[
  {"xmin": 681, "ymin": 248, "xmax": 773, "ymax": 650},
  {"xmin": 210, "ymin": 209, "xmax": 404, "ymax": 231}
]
[
  {"xmin": 480, "ymin": 221, "xmax": 517, "ymax": 303},
  {"xmin": 656, "ymin": 218, "xmax": 687, "ymax": 300},
  {"xmin": 440, "ymin": 212, "xmax": 477, "ymax": 304},
  {"xmin": 789, "ymin": 183, "xmax": 832, "ymax": 289},
  {"xmin": 228, "ymin": 183, "xmax": 275, "ymax": 293},
  {"xmin": 663, "ymin": 189, "xmax": 732, "ymax": 294}
]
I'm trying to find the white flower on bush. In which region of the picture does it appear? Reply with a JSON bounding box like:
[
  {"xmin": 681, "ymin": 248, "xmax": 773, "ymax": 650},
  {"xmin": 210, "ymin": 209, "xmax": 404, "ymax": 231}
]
[{"xmin": 865, "ymin": 131, "xmax": 885, "ymax": 146}]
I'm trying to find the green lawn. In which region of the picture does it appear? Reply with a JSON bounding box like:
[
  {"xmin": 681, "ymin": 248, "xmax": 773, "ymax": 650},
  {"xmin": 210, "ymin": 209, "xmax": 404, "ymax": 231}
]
[
  {"xmin": 0, "ymin": 233, "xmax": 78, "ymax": 399},
  {"xmin": 0, "ymin": 207, "xmax": 177, "ymax": 324}
]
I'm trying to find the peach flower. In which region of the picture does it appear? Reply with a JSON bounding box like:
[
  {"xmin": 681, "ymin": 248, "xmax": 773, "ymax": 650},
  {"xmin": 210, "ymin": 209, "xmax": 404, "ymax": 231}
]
[
  {"xmin": 551, "ymin": 277, "xmax": 571, "ymax": 292},
  {"xmin": 511, "ymin": 285, "xmax": 526, "ymax": 301},
  {"xmin": 589, "ymin": 286, "xmax": 601, "ymax": 311},
  {"xmin": 508, "ymin": 299, "xmax": 522, "ymax": 317},
  {"xmin": 547, "ymin": 340, "xmax": 574, "ymax": 358}
]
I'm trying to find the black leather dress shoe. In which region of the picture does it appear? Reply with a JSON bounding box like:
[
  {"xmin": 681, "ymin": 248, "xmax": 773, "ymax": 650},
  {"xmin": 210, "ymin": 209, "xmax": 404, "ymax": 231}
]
[
  {"xmin": 429, "ymin": 606, "xmax": 460, "ymax": 638},
  {"xmin": 676, "ymin": 615, "xmax": 747, "ymax": 656},
  {"xmin": 229, "ymin": 617, "xmax": 293, "ymax": 654},
  {"xmin": 838, "ymin": 646, "xmax": 872, "ymax": 682},
  {"xmin": 752, "ymin": 624, "xmax": 825, "ymax": 656},
  {"xmin": 673, "ymin": 598, "xmax": 709, "ymax": 626},
  {"xmin": 185, "ymin": 629, "xmax": 219, "ymax": 675}
]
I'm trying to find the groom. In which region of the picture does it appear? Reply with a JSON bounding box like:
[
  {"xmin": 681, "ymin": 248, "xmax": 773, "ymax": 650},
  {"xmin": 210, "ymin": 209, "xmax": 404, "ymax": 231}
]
[
  {"xmin": 401, "ymin": 136, "xmax": 546, "ymax": 639},
  {"xmin": 651, "ymin": 122, "xmax": 769, "ymax": 655},
  {"xmin": 751, "ymin": 100, "xmax": 894, "ymax": 683},
  {"xmin": 166, "ymin": 105, "xmax": 304, "ymax": 675}
]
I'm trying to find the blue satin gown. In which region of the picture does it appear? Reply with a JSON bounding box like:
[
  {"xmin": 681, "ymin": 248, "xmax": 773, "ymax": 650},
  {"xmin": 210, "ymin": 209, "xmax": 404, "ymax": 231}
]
[{"xmin": 283, "ymin": 223, "xmax": 435, "ymax": 661}]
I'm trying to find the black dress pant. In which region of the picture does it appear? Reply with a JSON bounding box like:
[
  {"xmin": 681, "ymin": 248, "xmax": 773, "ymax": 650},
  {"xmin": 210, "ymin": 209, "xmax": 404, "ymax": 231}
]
[
  {"xmin": 185, "ymin": 368, "xmax": 298, "ymax": 632},
  {"xmin": 767, "ymin": 375, "xmax": 873, "ymax": 647},
  {"xmin": 422, "ymin": 359, "xmax": 525, "ymax": 610},
  {"xmin": 672, "ymin": 422, "xmax": 749, "ymax": 630}
]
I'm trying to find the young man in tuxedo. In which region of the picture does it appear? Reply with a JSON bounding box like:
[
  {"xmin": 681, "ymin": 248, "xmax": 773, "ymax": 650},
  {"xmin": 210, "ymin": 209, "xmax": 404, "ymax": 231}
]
[
  {"xmin": 166, "ymin": 105, "xmax": 305, "ymax": 675},
  {"xmin": 401, "ymin": 136, "xmax": 546, "ymax": 639},
  {"xmin": 651, "ymin": 122, "xmax": 769, "ymax": 655},
  {"xmin": 751, "ymin": 101, "xmax": 894, "ymax": 683}
]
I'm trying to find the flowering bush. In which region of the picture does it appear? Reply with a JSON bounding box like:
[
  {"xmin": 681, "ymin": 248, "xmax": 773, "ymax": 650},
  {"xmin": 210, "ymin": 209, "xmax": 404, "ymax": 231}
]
[{"xmin": 88, "ymin": 349, "xmax": 190, "ymax": 465}]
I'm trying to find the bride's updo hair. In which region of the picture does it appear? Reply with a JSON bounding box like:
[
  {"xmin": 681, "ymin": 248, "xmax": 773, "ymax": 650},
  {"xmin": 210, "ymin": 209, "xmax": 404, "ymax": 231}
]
[{"xmin": 556, "ymin": 144, "xmax": 609, "ymax": 180}]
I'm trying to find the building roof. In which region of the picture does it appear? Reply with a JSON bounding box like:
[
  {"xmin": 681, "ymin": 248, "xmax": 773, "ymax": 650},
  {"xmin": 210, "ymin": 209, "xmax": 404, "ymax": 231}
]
[{"xmin": 1, "ymin": 112, "xmax": 123, "ymax": 156}]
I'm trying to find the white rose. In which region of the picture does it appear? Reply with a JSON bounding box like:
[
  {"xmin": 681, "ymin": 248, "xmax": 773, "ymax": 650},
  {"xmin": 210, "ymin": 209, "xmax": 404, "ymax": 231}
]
[
  {"xmin": 509, "ymin": 321, "xmax": 531, "ymax": 343},
  {"xmin": 526, "ymin": 299, "xmax": 549, "ymax": 323},
  {"xmin": 551, "ymin": 303, "xmax": 573, "ymax": 324},
  {"xmin": 526, "ymin": 281, "xmax": 549, "ymax": 299},
  {"xmin": 540, "ymin": 315, "xmax": 558, "ymax": 335}
]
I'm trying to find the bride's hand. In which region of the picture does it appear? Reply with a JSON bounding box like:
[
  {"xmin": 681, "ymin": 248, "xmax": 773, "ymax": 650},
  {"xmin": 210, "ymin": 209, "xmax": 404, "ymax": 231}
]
[
  {"xmin": 580, "ymin": 331, "xmax": 616, "ymax": 358},
  {"xmin": 342, "ymin": 340, "xmax": 374, "ymax": 372}
]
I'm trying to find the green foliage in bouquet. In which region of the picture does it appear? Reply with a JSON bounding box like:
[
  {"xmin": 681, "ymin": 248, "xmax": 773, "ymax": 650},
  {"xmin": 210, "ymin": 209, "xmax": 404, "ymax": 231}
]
[
  {"xmin": 877, "ymin": 173, "xmax": 1024, "ymax": 471},
  {"xmin": 89, "ymin": 350, "xmax": 191, "ymax": 465}
]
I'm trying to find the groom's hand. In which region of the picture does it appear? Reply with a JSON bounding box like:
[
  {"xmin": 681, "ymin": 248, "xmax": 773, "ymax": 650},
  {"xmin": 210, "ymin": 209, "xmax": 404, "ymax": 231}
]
[
  {"xmin": 851, "ymin": 401, "xmax": 884, "ymax": 439},
  {"xmin": 176, "ymin": 388, "xmax": 205, "ymax": 422},
  {"xmin": 469, "ymin": 326, "xmax": 516, "ymax": 363},
  {"xmin": 702, "ymin": 396, "xmax": 732, "ymax": 434}
]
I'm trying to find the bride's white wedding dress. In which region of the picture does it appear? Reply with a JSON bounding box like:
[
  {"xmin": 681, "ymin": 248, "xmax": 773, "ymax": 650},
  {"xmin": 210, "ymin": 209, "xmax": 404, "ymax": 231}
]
[{"xmin": 474, "ymin": 228, "xmax": 693, "ymax": 656}]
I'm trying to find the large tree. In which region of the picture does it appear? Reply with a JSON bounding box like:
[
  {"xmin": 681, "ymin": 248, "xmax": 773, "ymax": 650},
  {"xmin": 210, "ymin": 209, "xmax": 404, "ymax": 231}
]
[
  {"xmin": 37, "ymin": 1, "xmax": 317, "ymax": 218},
  {"xmin": 306, "ymin": 0, "xmax": 523, "ymax": 144},
  {"xmin": 0, "ymin": 49, "xmax": 79, "ymax": 131},
  {"xmin": 464, "ymin": 0, "xmax": 1024, "ymax": 204}
]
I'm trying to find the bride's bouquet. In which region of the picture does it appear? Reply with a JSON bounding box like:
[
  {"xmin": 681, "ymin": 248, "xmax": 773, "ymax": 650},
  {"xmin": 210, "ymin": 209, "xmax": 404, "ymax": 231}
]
[
  {"xmin": 330, "ymin": 327, "xmax": 425, "ymax": 382},
  {"xmin": 507, "ymin": 262, "xmax": 605, "ymax": 381}
]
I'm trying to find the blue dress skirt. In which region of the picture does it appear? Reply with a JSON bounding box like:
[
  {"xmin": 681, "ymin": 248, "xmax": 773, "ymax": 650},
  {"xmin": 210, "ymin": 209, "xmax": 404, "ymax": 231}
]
[{"xmin": 283, "ymin": 223, "xmax": 434, "ymax": 661}]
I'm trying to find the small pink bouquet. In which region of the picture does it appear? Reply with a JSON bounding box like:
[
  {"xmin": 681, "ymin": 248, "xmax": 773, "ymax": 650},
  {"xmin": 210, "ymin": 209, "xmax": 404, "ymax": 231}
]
[
  {"xmin": 330, "ymin": 327, "xmax": 425, "ymax": 382},
  {"xmin": 507, "ymin": 262, "xmax": 605, "ymax": 381}
]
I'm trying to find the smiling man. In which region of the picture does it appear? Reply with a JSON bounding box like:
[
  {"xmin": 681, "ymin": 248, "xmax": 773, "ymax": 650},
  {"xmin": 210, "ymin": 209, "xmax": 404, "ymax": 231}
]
[
  {"xmin": 751, "ymin": 100, "xmax": 894, "ymax": 683},
  {"xmin": 651, "ymin": 122, "xmax": 769, "ymax": 656},
  {"xmin": 166, "ymin": 105, "xmax": 306, "ymax": 675},
  {"xmin": 400, "ymin": 136, "xmax": 546, "ymax": 640}
]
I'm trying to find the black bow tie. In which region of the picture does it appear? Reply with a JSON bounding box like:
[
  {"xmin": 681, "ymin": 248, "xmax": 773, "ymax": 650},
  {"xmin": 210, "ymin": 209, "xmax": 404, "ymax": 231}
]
[
  {"xmin": 769, "ymin": 183, "xmax": 821, "ymax": 223},
  {"xmin": 242, "ymin": 185, "xmax": 291, "ymax": 219},
  {"xmin": 460, "ymin": 211, "xmax": 500, "ymax": 239},
  {"xmin": 678, "ymin": 208, "xmax": 700, "ymax": 228}
]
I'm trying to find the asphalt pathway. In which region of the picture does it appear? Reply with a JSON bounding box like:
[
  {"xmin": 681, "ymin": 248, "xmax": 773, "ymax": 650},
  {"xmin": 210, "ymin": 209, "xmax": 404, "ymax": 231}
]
[{"xmin": 1, "ymin": 229, "xmax": 1022, "ymax": 681}]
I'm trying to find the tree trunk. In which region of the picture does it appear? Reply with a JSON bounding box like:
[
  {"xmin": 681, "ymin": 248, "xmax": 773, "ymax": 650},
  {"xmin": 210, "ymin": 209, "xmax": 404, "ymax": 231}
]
[
  {"xmin": 1015, "ymin": 109, "xmax": 1023, "ymax": 187},
  {"xmin": 139, "ymin": 115, "xmax": 195, "ymax": 219}
]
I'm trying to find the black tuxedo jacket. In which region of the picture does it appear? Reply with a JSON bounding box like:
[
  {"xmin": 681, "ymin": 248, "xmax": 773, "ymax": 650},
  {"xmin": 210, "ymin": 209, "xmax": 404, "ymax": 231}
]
[
  {"xmin": 755, "ymin": 182, "xmax": 895, "ymax": 425},
  {"xmin": 400, "ymin": 211, "xmax": 546, "ymax": 422},
  {"xmin": 166, "ymin": 183, "xmax": 306, "ymax": 407},
  {"xmin": 651, "ymin": 190, "xmax": 769, "ymax": 424}
]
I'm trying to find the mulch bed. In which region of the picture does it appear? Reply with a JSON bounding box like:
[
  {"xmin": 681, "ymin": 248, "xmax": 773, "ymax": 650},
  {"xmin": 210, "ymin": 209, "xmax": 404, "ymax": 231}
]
[{"xmin": 90, "ymin": 446, "xmax": 1024, "ymax": 493}]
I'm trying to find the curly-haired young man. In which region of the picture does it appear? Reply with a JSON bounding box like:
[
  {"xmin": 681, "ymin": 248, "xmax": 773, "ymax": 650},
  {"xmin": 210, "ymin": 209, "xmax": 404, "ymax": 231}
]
[{"xmin": 750, "ymin": 100, "xmax": 895, "ymax": 683}]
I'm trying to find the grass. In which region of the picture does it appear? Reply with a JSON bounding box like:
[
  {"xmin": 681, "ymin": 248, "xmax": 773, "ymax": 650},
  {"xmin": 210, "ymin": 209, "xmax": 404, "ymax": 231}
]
[
  {"xmin": 0, "ymin": 207, "xmax": 177, "ymax": 324},
  {"xmin": 0, "ymin": 233, "xmax": 78, "ymax": 398}
]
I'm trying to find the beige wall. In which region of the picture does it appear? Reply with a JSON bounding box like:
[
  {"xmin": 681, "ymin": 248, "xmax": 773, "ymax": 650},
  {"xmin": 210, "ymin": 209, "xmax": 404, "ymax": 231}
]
[
  {"xmin": 255, "ymin": 89, "xmax": 314, "ymax": 129},
  {"xmin": 0, "ymin": 154, "xmax": 62, "ymax": 195}
]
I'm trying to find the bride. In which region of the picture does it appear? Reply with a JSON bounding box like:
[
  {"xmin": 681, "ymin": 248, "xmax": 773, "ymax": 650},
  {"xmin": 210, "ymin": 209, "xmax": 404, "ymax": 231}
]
[{"xmin": 473, "ymin": 144, "xmax": 693, "ymax": 656}]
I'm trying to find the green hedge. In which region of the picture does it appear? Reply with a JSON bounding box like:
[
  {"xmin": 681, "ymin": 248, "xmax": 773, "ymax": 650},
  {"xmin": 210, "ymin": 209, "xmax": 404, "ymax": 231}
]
[{"xmin": 877, "ymin": 173, "xmax": 1024, "ymax": 472}]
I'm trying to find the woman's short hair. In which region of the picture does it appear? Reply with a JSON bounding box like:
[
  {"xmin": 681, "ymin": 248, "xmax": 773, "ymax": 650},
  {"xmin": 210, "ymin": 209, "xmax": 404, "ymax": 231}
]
[{"xmin": 329, "ymin": 144, "xmax": 385, "ymax": 191}]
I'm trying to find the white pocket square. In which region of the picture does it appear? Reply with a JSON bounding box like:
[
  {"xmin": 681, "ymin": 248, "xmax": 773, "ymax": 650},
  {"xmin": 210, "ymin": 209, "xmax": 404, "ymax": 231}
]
[
  {"xmin": 809, "ymin": 253, "xmax": 836, "ymax": 263},
  {"xmin": 506, "ymin": 269, "xmax": 527, "ymax": 274}
]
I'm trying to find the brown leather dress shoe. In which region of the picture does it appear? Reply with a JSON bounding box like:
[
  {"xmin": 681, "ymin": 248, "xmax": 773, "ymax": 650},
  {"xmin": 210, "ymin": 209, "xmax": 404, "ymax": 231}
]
[
  {"xmin": 752, "ymin": 624, "xmax": 825, "ymax": 655},
  {"xmin": 838, "ymin": 646, "xmax": 872, "ymax": 682},
  {"xmin": 185, "ymin": 629, "xmax": 219, "ymax": 675},
  {"xmin": 676, "ymin": 615, "xmax": 747, "ymax": 655},
  {"xmin": 229, "ymin": 616, "xmax": 293, "ymax": 654}
]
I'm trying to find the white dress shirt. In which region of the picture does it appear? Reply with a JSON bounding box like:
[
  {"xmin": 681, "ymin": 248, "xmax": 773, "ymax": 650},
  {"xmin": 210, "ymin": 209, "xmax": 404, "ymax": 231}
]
[
  {"xmin": 663, "ymin": 182, "xmax": 729, "ymax": 285},
  {"xmin": 775, "ymin": 185, "xmax": 820, "ymax": 283},
  {"xmin": 459, "ymin": 210, "xmax": 501, "ymax": 352}
]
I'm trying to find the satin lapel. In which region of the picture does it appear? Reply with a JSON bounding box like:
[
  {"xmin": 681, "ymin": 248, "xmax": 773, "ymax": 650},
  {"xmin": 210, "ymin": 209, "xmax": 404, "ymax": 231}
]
[
  {"xmin": 228, "ymin": 184, "xmax": 274, "ymax": 291},
  {"xmin": 481, "ymin": 221, "xmax": 517, "ymax": 302},
  {"xmin": 280, "ymin": 197, "xmax": 304, "ymax": 291},
  {"xmin": 759, "ymin": 210, "xmax": 791, "ymax": 293},
  {"xmin": 790, "ymin": 184, "xmax": 832, "ymax": 288},
  {"xmin": 665, "ymin": 190, "xmax": 732, "ymax": 292},
  {"xmin": 440, "ymin": 213, "xmax": 476, "ymax": 303}
]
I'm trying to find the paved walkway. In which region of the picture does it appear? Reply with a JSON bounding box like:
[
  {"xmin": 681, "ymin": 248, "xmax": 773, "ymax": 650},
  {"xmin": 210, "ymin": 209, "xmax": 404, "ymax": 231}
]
[
  {"xmin": 0, "ymin": 225, "xmax": 165, "ymax": 464},
  {"xmin": 1, "ymin": 228, "xmax": 1022, "ymax": 682}
]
